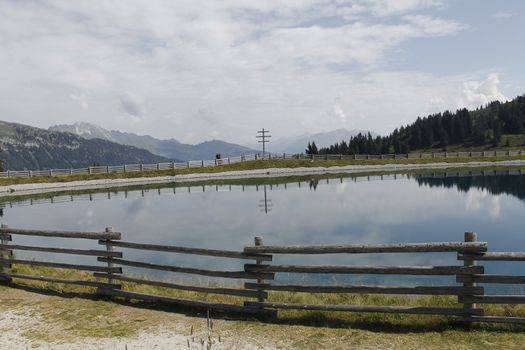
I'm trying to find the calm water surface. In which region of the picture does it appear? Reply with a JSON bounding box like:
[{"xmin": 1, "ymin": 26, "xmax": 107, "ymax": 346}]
[{"xmin": 2, "ymin": 172, "xmax": 524, "ymax": 292}]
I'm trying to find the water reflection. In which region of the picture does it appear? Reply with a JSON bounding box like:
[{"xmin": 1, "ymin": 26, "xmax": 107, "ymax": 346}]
[
  {"xmin": 1, "ymin": 169, "xmax": 524, "ymax": 292},
  {"xmin": 417, "ymin": 171, "xmax": 525, "ymax": 202},
  {"xmin": 258, "ymin": 185, "xmax": 273, "ymax": 214}
]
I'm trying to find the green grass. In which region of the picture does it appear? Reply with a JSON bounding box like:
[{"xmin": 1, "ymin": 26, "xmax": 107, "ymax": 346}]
[
  {"xmin": 1, "ymin": 155, "xmax": 525, "ymax": 188},
  {"xmin": 2, "ymin": 265, "xmax": 525, "ymax": 349}
]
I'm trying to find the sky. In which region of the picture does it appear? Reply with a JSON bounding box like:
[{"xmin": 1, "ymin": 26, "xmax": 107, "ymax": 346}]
[{"xmin": 0, "ymin": 0, "xmax": 524, "ymax": 145}]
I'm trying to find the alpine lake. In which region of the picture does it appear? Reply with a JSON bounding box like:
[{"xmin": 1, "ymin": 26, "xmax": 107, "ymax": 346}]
[{"xmin": 2, "ymin": 168, "xmax": 525, "ymax": 293}]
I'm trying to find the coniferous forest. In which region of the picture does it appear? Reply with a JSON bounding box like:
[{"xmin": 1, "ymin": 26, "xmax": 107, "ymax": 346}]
[{"xmin": 308, "ymin": 95, "xmax": 525, "ymax": 155}]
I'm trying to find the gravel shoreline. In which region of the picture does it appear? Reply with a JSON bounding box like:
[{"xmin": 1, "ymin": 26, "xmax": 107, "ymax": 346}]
[{"xmin": 2, "ymin": 160, "xmax": 525, "ymax": 198}]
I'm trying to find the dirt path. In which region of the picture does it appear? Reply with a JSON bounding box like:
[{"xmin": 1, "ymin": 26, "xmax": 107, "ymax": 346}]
[
  {"xmin": 0, "ymin": 289, "xmax": 281, "ymax": 350},
  {"xmin": 1, "ymin": 287, "xmax": 525, "ymax": 350}
]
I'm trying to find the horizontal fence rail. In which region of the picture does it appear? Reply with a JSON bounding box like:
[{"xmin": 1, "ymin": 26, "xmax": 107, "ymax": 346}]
[
  {"xmin": 105, "ymin": 240, "xmax": 272, "ymax": 261},
  {"xmin": 244, "ymin": 242, "xmax": 488, "ymax": 254},
  {"xmin": 1, "ymin": 149, "xmax": 524, "ymax": 179},
  {"xmin": 0, "ymin": 225, "xmax": 524, "ymax": 324}
]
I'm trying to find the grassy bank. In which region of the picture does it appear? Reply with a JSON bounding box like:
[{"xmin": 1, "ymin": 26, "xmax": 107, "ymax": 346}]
[
  {"xmin": 1, "ymin": 155, "xmax": 525, "ymax": 187},
  {"xmin": 1, "ymin": 163, "xmax": 524, "ymax": 205},
  {"xmin": 1, "ymin": 265, "xmax": 525, "ymax": 349}
]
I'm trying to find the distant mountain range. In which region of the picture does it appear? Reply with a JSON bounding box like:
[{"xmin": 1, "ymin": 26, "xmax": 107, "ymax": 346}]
[
  {"xmin": 267, "ymin": 129, "xmax": 379, "ymax": 154},
  {"xmin": 0, "ymin": 120, "xmax": 168, "ymax": 170},
  {"xmin": 50, "ymin": 122, "xmax": 258, "ymax": 161}
]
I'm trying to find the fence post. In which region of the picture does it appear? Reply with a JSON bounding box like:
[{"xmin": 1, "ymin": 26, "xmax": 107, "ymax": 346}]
[
  {"xmin": 98, "ymin": 227, "xmax": 120, "ymax": 293},
  {"xmin": 283, "ymin": 153, "xmax": 286, "ymax": 159},
  {"xmin": 106, "ymin": 166, "xmax": 109, "ymax": 174},
  {"xmin": 460, "ymin": 231, "xmax": 478, "ymax": 323},
  {"xmin": 29, "ymin": 170, "xmax": 33, "ymax": 177},
  {"xmin": 49, "ymin": 169, "xmax": 53, "ymax": 176},
  {"xmin": 254, "ymin": 236, "xmax": 266, "ymax": 306},
  {"xmin": 0, "ymin": 224, "xmax": 12, "ymax": 284},
  {"xmin": 123, "ymin": 165, "xmax": 127, "ymax": 173},
  {"xmin": 170, "ymin": 162, "xmax": 175, "ymax": 170},
  {"xmin": 228, "ymin": 158, "xmax": 231, "ymax": 165},
  {"xmin": 140, "ymin": 164, "xmax": 144, "ymax": 172},
  {"xmin": 157, "ymin": 163, "xmax": 160, "ymax": 171}
]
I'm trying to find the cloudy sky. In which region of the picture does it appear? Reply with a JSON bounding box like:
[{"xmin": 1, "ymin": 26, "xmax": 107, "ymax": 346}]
[{"xmin": 1, "ymin": 0, "xmax": 523, "ymax": 144}]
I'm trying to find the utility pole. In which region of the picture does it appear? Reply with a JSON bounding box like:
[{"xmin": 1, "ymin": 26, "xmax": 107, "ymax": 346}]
[{"xmin": 256, "ymin": 128, "xmax": 271, "ymax": 158}]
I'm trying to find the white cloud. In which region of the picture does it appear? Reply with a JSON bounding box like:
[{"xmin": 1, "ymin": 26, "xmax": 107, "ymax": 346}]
[
  {"xmin": 0, "ymin": 0, "xmax": 504, "ymax": 143},
  {"xmin": 459, "ymin": 73, "xmax": 509, "ymax": 109},
  {"xmin": 493, "ymin": 12, "xmax": 516, "ymax": 19},
  {"xmin": 327, "ymin": 98, "xmax": 349, "ymax": 128},
  {"xmin": 367, "ymin": 0, "xmax": 443, "ymax": 17},
  {"xmin": 404, "ymin": 15, "xmax": 468, "ymax": 36},
  {"xmin": 69, "ymin": 92, "xmax": 89, "ymax": 110}
]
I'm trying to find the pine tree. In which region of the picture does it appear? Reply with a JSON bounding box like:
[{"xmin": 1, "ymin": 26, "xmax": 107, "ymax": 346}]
[{"xmin": 311, "ymin": 141, "xmax": 318, "ymax": 155}]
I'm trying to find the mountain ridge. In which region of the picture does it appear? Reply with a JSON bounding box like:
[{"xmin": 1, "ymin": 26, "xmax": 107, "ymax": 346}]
[
  {"xmin": 267, "ymin": 128, "xmax": 380, "ymax": 154},
  {"xmin": 50, "ymin": 122, "xmax": 258, "ymax": 161},
  {"xmin": 0, "ymin": 120, "xmax": 169, "ymax": 170}
]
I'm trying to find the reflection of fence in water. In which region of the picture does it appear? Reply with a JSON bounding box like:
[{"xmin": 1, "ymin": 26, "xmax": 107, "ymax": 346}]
[{"xmin": 2, "ymin": 169, "xmax": 523, "ymax": 211}]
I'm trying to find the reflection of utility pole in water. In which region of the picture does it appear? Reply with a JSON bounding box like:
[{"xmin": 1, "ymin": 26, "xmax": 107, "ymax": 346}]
[{"xmin": 258, "ymin": 184, "xmax": 273, "ymax": 214}]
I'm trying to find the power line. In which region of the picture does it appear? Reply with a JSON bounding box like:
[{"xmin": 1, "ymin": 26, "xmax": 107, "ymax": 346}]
[{"xmin": 256, "ymin": 128, "xmax": 271, "ymax": 157}]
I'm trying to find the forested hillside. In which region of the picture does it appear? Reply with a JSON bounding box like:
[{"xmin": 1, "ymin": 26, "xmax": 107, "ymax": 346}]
[
  {"xmin": 0, "ymin": 120, "xmax": 169, "ymax": 170},
  {"xmin": 312, "ymin": 95, "xmax": 525, "ymax": 155}
]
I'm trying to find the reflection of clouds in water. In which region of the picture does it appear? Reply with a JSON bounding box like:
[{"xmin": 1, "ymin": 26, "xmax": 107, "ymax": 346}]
[
  {"xmin": 76, "ymin": 210, "xmax": 94, "ymax": 226},
  {"xmin": 489, "ymin": 196, "xmax": 501, "ymax": 218},
  {"xmin": 2, "ymin": 175, "xmax": 524, "ymax": 292},
  {"xmin": 465, "ymin": 190, "xmax": 501, "ymax": 219}
]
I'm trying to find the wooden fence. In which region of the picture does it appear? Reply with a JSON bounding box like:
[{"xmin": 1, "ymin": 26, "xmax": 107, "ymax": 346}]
[
  {"xmin": 0, "ymin": 225, "xmax": 524, "ymax": 324},
  {"xmin": 293, "ymin": 149, "xmax": 525, "ymax": 161},
  {"xmin": 0, "ymin": 154, "xmax": 259, "ymax": 179},
  {"xmin": 2, "ymin": 150, "xmax": 524, "ymax": 179}
]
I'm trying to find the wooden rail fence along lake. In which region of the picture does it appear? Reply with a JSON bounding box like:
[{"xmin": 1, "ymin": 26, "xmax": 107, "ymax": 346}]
[
  {"xmin": 1, "ymin": 149, "xmax": 524, "ymax": 179},
  {"xmin": 0, "ymin": 224, "xmax": 524, "ymax": 324}
]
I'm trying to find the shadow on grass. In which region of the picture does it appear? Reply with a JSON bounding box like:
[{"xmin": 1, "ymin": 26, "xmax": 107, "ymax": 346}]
[{"xmin": 4, "ymin": 282, "xmax": 525, "ymax": 335}]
